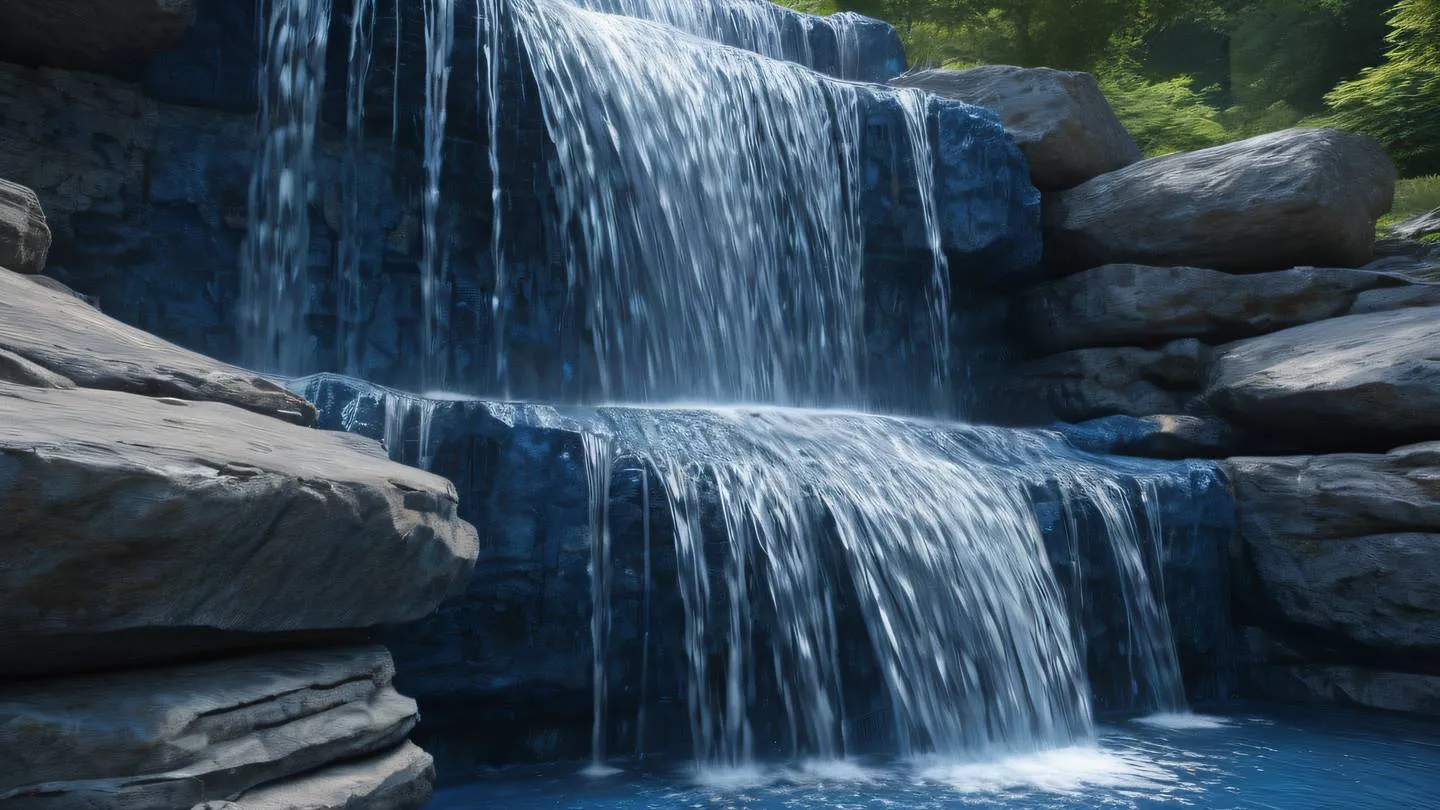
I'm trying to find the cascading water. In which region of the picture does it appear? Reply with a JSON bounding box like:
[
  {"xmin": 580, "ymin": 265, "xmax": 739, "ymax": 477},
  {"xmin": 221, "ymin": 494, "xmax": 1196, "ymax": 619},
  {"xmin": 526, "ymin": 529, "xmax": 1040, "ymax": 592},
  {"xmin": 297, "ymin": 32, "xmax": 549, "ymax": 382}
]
[
  {"xmin": 254, "ymin": 0, "xmax": 1196, "ymax": 780},
  {"xmin": 339, "ymin": 0, "xmax": 376, "ymax": 377},
  {"xmin": 243, "ymin": 0, "xmax": 333, "ymax": 374},
  {"xmin": 511, "ymin": 0, "xmax": 949, "ymax": 406}
]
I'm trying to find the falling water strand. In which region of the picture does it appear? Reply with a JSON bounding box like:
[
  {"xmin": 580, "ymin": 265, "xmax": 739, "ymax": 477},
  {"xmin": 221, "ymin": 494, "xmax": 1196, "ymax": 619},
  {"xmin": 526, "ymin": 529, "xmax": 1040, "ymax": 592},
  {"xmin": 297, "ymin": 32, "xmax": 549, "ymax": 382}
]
[
  {"xmin": 391, "ymin": 0, "xmax": 402, "ymax": 148},
  {"xmin": 1139, "ymin": 478, "xmax": 1188, "ymax": 711},
  {"xmin": 636, "ymin": 468, "xmax": 652, "ymax": 759},
  {"xmin": 339, "ymin": 0, "xmax": 376, "ymax": 376},
  {"xmin": 421, "ymin": 0, "xmax": 456, "ymax": 388},
  {"xmin": 481, "ymin": 0, "xmax": 509, "ymax": 393},
  {"xmin": 583, "ymin": 434, "xmax": 617, "ymax": 771},
  {"xmin": 242, "ymin": 0, "xmax": 333, "ymax": 374},
  {"xmin": 512, "ymin": 0, "xmax": 869, "ymax": 405},
  {"xmin": 896, "ymin": 87, "xmax": 953, "ymax": 413},
  {"xmin": 382, "ymin": 393, "xmax": 415, "ymax": 462}
]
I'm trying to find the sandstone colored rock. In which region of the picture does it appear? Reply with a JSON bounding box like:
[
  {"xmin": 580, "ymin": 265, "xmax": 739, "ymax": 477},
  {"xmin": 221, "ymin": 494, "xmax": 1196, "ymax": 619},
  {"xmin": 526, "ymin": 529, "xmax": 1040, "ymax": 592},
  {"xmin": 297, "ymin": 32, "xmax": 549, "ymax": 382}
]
[
  {"xmin": 1006, "ymin": 339, "xmax": 1211, "ymax": 421},
  {"xmin": 893, "ymin": 65, "xmax": 1140, "ymax": 190},
  {"xmin": 1044, "ymin": 128, "xmax": 1396, "ymax": 273},
  {"xmin": 0, "ymin": 178, "xmax": 49, "ymax": 274},
  {"xmin": 0, "ymin": 0, "xmax": 195, "ymax": 74},
  {"xmin": 1227, "ymin": 444, "xmax": 1440, "ymax": 655},
  {"xmin": 1054, "ymin": 414, "xmax": 1239, "ymax": 459},
  {"xmin": 0, "ymin": 382, "xmax": 479, "ymax": 676},
  {"xmin": 0, "ymin": 266, "xmax": 317, "ymax": 425},
  {"xmin": 1020, "ymin": 263, "xmax": 1392, "ymax": 353},
  {"xmin": 0, "ymin": 646, "xmax": 418, "ymax": 809},
  {"xmin": 197, "ymin": 742, "xmax": 435, "ymax": 810},
  {"xmin": 1205, "ymin": 306, "xmax": 1440, "ymax": 447}
]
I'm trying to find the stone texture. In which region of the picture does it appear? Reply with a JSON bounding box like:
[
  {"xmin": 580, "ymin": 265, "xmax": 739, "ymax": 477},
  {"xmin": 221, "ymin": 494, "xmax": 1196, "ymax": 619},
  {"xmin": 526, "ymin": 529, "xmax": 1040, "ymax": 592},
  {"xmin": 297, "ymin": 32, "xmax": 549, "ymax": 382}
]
[
  {"xmin": 0, "ymin": 0, "xmax": 195, "ymax": 75},
  {"xmin": 0, "ymin": 266, "xmax": 317, "ymax": 426},
  {"xmin": 0, "ymin": 178, "xmax": 49, "ymax": 274},
  {"xmin": 1005, "ymin": 339, "xmax": 1211, "ymax": 422},
  {"xmin": 1205, "ymin": 306, "xmax": 1440, "ymax": 448},
  {"xmin": 1248, "ymin": 665, "xmax": 1440, "ymax": 717},
  {"xmin": 0, "ymin": 646, "xmax": 417, "ymax": 809},
  {"xmin": 1053, "ymin": 414, "xmax": 1240, "ymax": 459},
  {"xmin": 0, "ymin": 382, "xmax": 479, "ymax": 676},
  {"xmin": 1020, "ymin": 263, "xmax": 1393, "ymax": 354},
  {"xmin": 1349, "ymin": 283, "xmax": 1440, "ymax": 314},
  {"xmin": 194, "ymin": 742, "xmax": 434, "ymax": 810},
  {"xmin": 1390, "ymin": 206, "xmax": 1440, "ymax": 242},
  {"xmin": 1043, "ymin": 128, "xmax": 1396, "ymax": 273},
  {"xmin": 1227, "ymin": 444, "xmax": 1440, "ymax": 655},
  {"xmin": 893, "ymin": 65, "xmax": 1141, "ymax": 190}
]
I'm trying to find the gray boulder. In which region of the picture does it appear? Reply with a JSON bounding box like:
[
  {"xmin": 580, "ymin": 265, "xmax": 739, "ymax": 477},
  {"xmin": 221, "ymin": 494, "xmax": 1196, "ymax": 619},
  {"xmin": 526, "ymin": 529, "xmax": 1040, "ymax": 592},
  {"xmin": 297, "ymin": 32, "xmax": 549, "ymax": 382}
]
[
  {"xmin": 1006, "ymin": 339, "xmax": 1211, "ymax": 421},
  {"xmin": 0, "ymin": 382, "xmax": 479, "ymax": 676},
  {"xmin": 0, "ymin": 646, "xmax": 421, "ymax": 809},
  {"xmin": 1205, "ymin": 306, "xmax": 1440, "ymax": 447},
  {"xmin": 198, "ymin": 742, "xmax": 435, "ymax": 810},
  {"xmin": 1020, "ymin": 263, "xmax": 1391, "ymax": 353},
  {"xmin": 1249, "ymin": 665, "xmax": 1440, "ymax": 716},
  {"xmin": 893, "ymin": 65, "xmax": 1140, "ymax": 190},
  {"xmin": 1044, "ymin": 128, "xmax": 1396, "ymax": 273},
  {"xmin": 0, "ymin": 0, "xmax": 195, "ymax": 74},
  {"xmin": 1227, "ymin": 444, "xmax": 1440, "ymax": 655},
  {"xmin": 1390, "ymin": 206, "xmax": 1440, "ymax": 242},
  {"xmin": 0, "ymin": 178, "xmax": 49, "ymax": 274},
  {"xmin": 0, "ymin": 266, "xmax": 317, "ymax": 426}
]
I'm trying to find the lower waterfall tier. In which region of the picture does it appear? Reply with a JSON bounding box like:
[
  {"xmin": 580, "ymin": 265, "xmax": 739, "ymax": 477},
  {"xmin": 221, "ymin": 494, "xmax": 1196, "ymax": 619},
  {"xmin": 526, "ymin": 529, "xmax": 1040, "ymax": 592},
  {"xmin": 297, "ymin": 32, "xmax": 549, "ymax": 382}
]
[{"xmin": 294, "ymin": 373, "xmax": 1236, "ymax": 777}]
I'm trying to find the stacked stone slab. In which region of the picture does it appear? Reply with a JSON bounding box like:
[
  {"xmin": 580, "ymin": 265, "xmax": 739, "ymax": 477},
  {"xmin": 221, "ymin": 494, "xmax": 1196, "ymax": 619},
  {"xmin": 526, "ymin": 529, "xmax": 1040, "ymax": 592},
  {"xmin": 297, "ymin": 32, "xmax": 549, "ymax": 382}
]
[
  {"xmin": 0, "ymin": 180, "xmax": 478, "ymax": 808},
  {"xmin": 928, "ymin": 64, "xmax": 1440, "ymax": 717}
]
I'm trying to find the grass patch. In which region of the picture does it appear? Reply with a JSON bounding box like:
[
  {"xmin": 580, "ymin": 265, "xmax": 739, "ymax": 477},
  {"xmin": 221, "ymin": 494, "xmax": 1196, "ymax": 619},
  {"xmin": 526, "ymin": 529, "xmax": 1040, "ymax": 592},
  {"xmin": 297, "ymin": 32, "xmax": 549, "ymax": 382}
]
[{"xmin": 1380, "ymin": 175, "xmax": 1440, "ymax": 237}]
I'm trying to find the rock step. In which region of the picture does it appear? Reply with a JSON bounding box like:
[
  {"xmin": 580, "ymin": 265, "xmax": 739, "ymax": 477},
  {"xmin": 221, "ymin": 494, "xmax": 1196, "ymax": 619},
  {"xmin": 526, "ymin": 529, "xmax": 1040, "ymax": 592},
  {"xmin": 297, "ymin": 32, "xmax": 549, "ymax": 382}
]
[
  {"xmin": 194, "ymin": 742, "xmax": 435, "ymax": 810},
  {"xmin": 0, "ymin": 646, "xmax": 424, "ymax": 810},
  {"xmin": 0, "ymin": 381, "xmax": 478, "ymax": 678}
]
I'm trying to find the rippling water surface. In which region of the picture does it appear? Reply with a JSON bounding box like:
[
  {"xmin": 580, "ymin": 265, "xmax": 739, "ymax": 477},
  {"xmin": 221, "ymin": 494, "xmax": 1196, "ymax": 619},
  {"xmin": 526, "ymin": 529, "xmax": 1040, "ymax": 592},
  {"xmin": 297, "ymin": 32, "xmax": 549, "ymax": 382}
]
[{"xmin": 427, "ymin": 704, "xmax": 1440, "ymax": 809}]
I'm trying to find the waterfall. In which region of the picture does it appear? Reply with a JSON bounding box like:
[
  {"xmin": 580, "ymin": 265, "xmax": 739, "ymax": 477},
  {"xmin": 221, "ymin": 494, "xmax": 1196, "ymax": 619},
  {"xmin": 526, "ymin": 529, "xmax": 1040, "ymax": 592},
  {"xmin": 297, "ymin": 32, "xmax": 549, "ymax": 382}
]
[
  {"xmin": 582, "ymin": 433, "xmax": 617, "ymax": 773},
  {"xmin": 511, "ymin": 0, "xmax": 951, "ymax": 406},
  {"xmin": 243, "ymin": 0, "xmax": 333, "ymax": 375}
]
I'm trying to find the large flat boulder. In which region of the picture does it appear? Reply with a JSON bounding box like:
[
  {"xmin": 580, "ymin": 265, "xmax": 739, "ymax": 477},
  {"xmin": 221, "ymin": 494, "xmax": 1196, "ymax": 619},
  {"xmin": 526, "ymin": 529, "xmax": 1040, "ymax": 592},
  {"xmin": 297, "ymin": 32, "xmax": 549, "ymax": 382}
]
[
  {"xmin": 1205, "ymin": 306, "xmax": 1440, "ymax": 448},
  {"xmin": 0, "ymin": 646, "xmax": 422, "ymax": 809},
  {"xmin": 0, "ymin": 382, "xmax": 479, "ymax": 677},
  {"xmin": 1227, "ymin": 444, "xmax": 1440, "ymax": 656},
  {"xmin": 1053, "ymin": 414, "xmax": 1241, "ymax": 459},
  {"xmin": 1248, "ymin": 666, "xmax": 1440, "ymax": 716},
  {"xmin": 1043, "ymin": 128, "xmax": 1395, "ymax": 273},
  {"xmin": 1004, "ymin": 339, "xmax": 1211, "ymax": 421},
  {"xmin": 0, "ymin": 0, "xmax": 195, "ymax": 74},
  {"xmin": 0, "ymin": 266, "xmax": 316, "ymax": 425},
  {"xmin": 1020, "ymin": 263, "xmax": 1393, "ymax": 353},
  {"xmin": 893, "ymin": 66, "xmax": 1140, "ymax": 190},
  {"xmin": 0, "ymin": 178, "xmax": 49, "ymax": 274}
]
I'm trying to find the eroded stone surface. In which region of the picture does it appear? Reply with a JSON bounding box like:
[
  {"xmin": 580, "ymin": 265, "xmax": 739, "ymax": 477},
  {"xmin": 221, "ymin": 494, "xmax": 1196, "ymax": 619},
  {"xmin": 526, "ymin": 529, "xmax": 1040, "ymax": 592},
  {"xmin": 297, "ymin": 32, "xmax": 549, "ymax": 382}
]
[
  {"xmin": 1043, "ymin": 128, "xmax": 1395, "ymax": 273},
  {"xmin": 0, "ymin": 178, "xmax": 49, "ymax": 274},
  {"xmin": 0, "ymin": 0, "xmax": 195, "ymax": 74},
  {"xmin": 1005, "ymin": 339, "xmax": 1212, "ymax": 422},
  {"xmin": 0, "ymin": 383, "xmax": 479, "ymax": 676},
  {"xmin": 193, "ymin": 742, "xmax": 435, "ymax": 810},
  {"xmin": 0, "ymin": 646, "xmax": 417, "ymax": 809},
  {"xmin": 1205, "ymin": 306, "xmax": 1440, "ymax": 448}
]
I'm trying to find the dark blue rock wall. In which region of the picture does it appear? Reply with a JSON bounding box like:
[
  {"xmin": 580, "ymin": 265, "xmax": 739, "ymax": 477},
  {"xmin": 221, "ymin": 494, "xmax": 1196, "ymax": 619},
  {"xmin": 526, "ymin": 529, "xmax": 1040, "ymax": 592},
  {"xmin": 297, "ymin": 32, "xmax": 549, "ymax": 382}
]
[{"xmin": 296, "ymin": 373, "xmax": 1236, "ymax": 775}]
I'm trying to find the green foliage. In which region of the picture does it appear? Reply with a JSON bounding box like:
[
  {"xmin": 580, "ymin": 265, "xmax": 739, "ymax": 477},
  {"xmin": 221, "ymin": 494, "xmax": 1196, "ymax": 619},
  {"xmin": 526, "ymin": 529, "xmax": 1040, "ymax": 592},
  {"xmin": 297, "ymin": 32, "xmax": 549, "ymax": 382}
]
[
  {"xmin": 1326, "ymin": 0, "xmax": 1440, "ymax": 176},
  {"xmin": 1096, "ymin": 68, "xmax": 1229, "ymax": 155},
  {"xmin": 1379, "ymin": 175, "xmax": 1440, "ymax": 233}
]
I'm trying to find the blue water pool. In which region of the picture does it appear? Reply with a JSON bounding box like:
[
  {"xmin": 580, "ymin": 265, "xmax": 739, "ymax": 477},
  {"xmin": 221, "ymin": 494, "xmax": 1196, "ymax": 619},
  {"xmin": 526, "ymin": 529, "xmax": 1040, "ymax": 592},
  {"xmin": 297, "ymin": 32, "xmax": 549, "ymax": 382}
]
[{"xmin": 427, "ymin": 704, "xmax": 1440, "ymax": 809}]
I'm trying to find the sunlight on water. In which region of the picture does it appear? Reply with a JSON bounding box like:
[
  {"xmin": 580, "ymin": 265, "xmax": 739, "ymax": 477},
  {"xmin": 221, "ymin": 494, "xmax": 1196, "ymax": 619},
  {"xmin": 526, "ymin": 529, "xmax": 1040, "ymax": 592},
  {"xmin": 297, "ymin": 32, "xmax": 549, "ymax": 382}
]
[
  {"xmin": 1133, "ymin": 713, "xmax": 1231, "ymax": 731},
  {"xmin": 914, "ymin": 746, "xmax": 1179, "ymax": 796}
]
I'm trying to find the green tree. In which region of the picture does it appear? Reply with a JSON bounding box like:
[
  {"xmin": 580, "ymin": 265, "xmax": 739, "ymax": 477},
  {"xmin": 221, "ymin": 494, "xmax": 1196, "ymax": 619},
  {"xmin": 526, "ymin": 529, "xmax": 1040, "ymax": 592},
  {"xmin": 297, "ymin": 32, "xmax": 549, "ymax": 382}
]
[{"xmin": 1327, "ymin": 0, "xmax": 1440, "ymax": 175}]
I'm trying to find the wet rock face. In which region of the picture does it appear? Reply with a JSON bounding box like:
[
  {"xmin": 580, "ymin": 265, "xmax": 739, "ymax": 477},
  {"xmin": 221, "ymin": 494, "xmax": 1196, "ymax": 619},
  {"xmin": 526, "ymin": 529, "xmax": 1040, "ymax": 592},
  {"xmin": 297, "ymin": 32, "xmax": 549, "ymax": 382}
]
[
  {"xmin": 0, "ymin": 0, "xmax": 195, "ymax": 75},
  {"xmin": 295, "ymin": 373, "xmax": 1236, "ymax": 768},
  {"xmin": 1042, "ymin": 128, "xmax": 1396, "ymax": 273},
  {"xmin": 894, "ymin": 65, "xmax": 1141, "ymax": 191}
]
